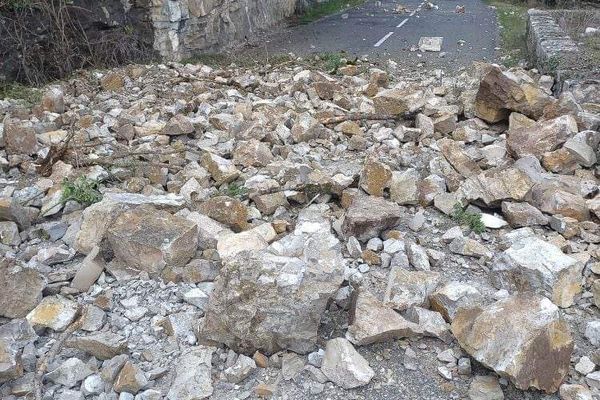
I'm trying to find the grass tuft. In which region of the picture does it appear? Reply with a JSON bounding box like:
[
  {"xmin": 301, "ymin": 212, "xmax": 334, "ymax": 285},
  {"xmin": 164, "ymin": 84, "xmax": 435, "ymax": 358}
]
[
  {"xmin": 61, "ymin": 176, "xmax": 102, "ymax": 206},
  {"xmin": 224, "ymin": 182, "xmax": 248, "ymax": 199},
  {"xmin": 295, "ymin": 0, "xmax": 366, "ymax": 24},
  {"xmin": 0, "ymin": 82, "xmax": 42, "ymax": 105},
  {"xmin": 484, "ymin": 0, "xmax": 528, "ymax": 67},
  {"xmin": 452, "ymin": 204, "xmax": 486, "ymax": 234}
]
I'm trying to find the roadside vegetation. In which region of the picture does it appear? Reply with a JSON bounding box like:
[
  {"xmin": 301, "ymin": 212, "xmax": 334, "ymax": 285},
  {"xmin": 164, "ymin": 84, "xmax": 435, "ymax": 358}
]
[
  {"xmin": 484, "ymin": 0, "xmax": 529, "ymax": 67},
  {"xmin": 0, "ymin": 81, "xmax": 42, "ymax": 104},
  {"xmin": 452, "ymin": 204, "xmax": 486, "ymax": 234},
  {"xmin": 294, "ymin": 0, "xmax": 366, "ymax": 24}
]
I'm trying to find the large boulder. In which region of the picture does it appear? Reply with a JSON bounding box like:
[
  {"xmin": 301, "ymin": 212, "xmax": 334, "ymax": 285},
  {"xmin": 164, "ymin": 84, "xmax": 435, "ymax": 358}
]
[
  {"xmin": 341, "ymin": 195, "xmax": 402, "ymax": 241},
  {"xmin": 197, "ymin": 205, "xmax": 344, "ymax": 355},
  {"xmin": 491, "ymin": 234, "xmax": 583, "ymax": 308},
  {"xmin": 452, "ymin": 293, "xmax": 573, "ymax": 393},
  {"xmin": 106, "ymin": 206, "xmax": 198, "ymax": 275},
  {"xmin": 474, "ymin": 65, "xmax": 554, "ymax": 123}
]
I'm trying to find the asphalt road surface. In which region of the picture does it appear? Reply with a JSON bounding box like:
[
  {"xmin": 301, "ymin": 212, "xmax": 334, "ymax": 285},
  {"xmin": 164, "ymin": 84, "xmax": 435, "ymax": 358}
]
[{"xmin": 247, "ymin": 0, "xmax": 499, "ymax": 70}]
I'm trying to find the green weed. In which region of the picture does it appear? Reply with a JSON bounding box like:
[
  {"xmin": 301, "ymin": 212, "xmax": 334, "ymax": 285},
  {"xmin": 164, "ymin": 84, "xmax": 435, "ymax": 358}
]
[
  {"xmin": 61, "ymin": 177, "xmax": 102, "ymax": 206},
  {"xmin": 295, "ymin": 0, "xmax": 366, "ymax": 24},
  {"xmin": 484, "ymin": 0, "xmax": 528, "ymax": 67},
  {"xmin": 224, "ymin": 182, "xmax": 248, "ymax": 199},
  {"xmin": 0, "ymin": 82, "xmax": 42, "ymax": 105},
  {"xmin": 451, "ymin": 204, "xmax": 486, "ymax": 234}
]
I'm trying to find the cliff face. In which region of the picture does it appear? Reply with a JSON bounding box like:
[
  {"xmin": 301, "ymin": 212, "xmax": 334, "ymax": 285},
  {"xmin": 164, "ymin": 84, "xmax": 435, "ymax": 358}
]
[
  {"xmin": 149, "ymin": 0, "xmax": 300, "ymax": 60},
  {"xmin": 0, "ymin": 0, "xmax": 317, "ymax": 82}
]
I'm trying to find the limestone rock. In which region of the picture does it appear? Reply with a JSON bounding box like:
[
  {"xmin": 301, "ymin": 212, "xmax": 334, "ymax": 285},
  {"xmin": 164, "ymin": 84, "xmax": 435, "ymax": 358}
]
[
  {"xmin": 389, "ymin": 169, "xmax": 419, "ymax": 205},
  {"xmin": 384, "ymin": 267, "xmax": 441, "ymax": 311},
  {"xmin": 373, "ymin": 88, "xmax": 425, "ymax": 115},
  {"xmin": 201, "ymin": 152, "xmax": 240, "ymax": 185},
  {"xmin": 430, "ymin": 281, "xmax": 485, "ymax": 322},
  {"xmin": 468, "ymin": 376, "xmax": 504, "ymax": 400},
  {"xmin": 321, "ymin": 338, "xmax": 375, "ymax": 389},
  {"xmin": 449, "ymin": 237, "xmax": 493, "ymax": 258},
  {"xmin": 475, "ymin": 65, "xmax": 554, "ymax": 123},
  {"xmin": 501, "ymin": 201, "xmax": 548, "ymax": 227},
  {"xmin": 198, "ymin": 206, "xmax": 344, "ymax": 355},
  {"xmin": 459, "ymin": 168, "xmax": 533, "ymax": 207},
  {"xmin": 346, "ymin": 290, "xmax": 422, "ymax": 346},
  {"xmin": 491, "ymin": 235, "xmax": 583, "ymax": 307},
  {"xmin": 198, "ymin": 196, "xmax": 248, "ymax": 232},
  {"xmin": 3, "ymin": 118, "xmax": 38, "ymax": 155},
  {"xmin": 233, "ymin": 139, "xmax": 274, "ymax": 167},
  {"xmin": 559, "ymin": 384, "xmax": 593, "ymax": 400},
  {"xmin": 216, "ymin": 223, "xmax": 276, "ymax": 260},
  {"xmin": 163, "ymin": 114, "xmax": 194, "ymax": 136},
  {"xmin": 106, "ymin": 206, "xmax": 198, "ymax": 275},
  {"xmin": 359, "ymin": 156, "xmax": 391, "ymax": 197},
  {"xmin": 26, "ymin": 295, "xmax": 79, "ymax": 332},
  {"xmin": 507, "ymin": 115, "xmax": 577, "ymax": 160},
  {"xmin": 67, "ymin": 332, "xmax": 128, "ymax": 360},
  {"xmin": 0, "ymin": 264, "xmax": 45, "ymax": 318},
  {"xmin": 405, "ymin": 307, "xmax": 450, "ymax": 341},
  {"xmin": 439, "ymin": 138, "xmax": 481, "ymax": 178},
  {"xmin": 41, "ymin": 86, "xmax": 65, "ymax": 113},
  {"xmin": 113, "ymin": 361, "xmax": 147, "ymax": 394},
  {"xmin": 0, "ymin": 338, "xmax": 22, "ymax": 383},
  {"xmin": 452, "ymin": 293, "xmax": 573, "ymax": 393},
  {"xmin": 342, "ymin": 195, "xmax": 402, "ymax": 241},
  {"xmin": 224, "ymin": 354, "xmax": 256, "ymax": 384},
  {"xmin": 0, "ymin": 197, "xmax": 32, "ymax": 230},
  {"xmin": 46, "ymin": 357, "xmax": 93, "ymax": 388}
]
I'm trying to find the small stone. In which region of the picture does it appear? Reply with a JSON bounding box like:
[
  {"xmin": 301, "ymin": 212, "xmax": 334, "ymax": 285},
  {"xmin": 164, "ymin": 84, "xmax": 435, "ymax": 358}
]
[
  {"xmin": 224, "ymin": 354, "xmax": 256, "ymax": 383},
  {"xmin": 575, "ymin": 356, "xmax": 595, "ymax": 375},
  {"xmin": 201, "ymin": 152, "xmax": 240, "ymax": 186},
  {"xmin": 253, "ymin": 351, "xmax": 269, "ymax": 368},
  {"xmin": 559, "ymin": 384, "xmax": 593, "ymax": 400},
  {"xmin": 113, "ymin": 361, "xmax": 147, "ymax": 394},
  {"xmin": 359, "ymin": 156, "xmax": 391, "ymax": 197},
  {"xmin": 430, "ymin": 281, "xmax": 485, "ymax": 322},
  {"xmin": 458, "ymin": 357, "xmax": 472, "ymax": 375},
  {"xmin": 254, "ymin": 383, "xmax": 275, "ymax": 398},
  {"xmin": 0, "ymin": 265, "xmax": 45, "ymax": 318},
  {"xmin": 342, "ymin": 195, "xmax": 402, "ymax": 242},
  {"xmin": 468, "ymin": 375, "xmax": 504, "ymax": 400},
  {"xmin": 321, "ymin": 338, "xmax": 375, "ymax": 389},
  {"xmin": 67, "ymin": 332, "xmax": 128, "ymax": 360},
  {"xmin": 419, "ymin": 36, "xmax": 443, "ymax": 52},
  {"xmin": 585, "ymin": 320, "xmax": 600, "ymax": 346},
  {"xmin": 384, "ymin": 267, "xmax": 440, "ymax": 311},
  {"xmin": 390, "ymin": 169, "xmax": 420, "ymax": 205}
]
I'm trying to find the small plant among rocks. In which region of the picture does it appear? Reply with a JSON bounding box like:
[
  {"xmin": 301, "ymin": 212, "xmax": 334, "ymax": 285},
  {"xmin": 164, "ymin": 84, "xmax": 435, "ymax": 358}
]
[
  {"xmin": 452, "ymin": 204, "xmax": 486, "ymax": 234},
  {"xmin": 224, "ymin": 182, "xmax": 248, "ymax": 199},
  {"xmin": 61, "ymin": 176, "xmax": 102, "ymax": 206}
]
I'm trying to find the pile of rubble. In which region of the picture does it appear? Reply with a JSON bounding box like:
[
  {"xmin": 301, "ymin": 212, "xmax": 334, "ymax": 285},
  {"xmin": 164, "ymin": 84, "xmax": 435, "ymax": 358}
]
[{"xmin": 0, "ymin": 58, "xmax": 599, "ymax": 400}]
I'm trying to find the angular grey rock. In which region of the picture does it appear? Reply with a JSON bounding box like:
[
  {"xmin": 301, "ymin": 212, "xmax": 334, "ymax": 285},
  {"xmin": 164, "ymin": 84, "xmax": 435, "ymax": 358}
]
[
  {"xmin": 0, "ymin": 264, "xmax": 45, "ymax": 318},
  {"xmin": 224, "ymin": 354, "xmax": 256, "ymax": 383},
  {"xmin": 491, "ymin": 235, "xmax": 583, "ymax": 308},
  {"xmin": 468, "ymin": 375, "xmax": 504, "ymax": 400},
  {"xmin": 167, "ymin": 347, "xmax": 214, "ymax": 400},
  {"xmin": 0, "ymin": 338, "xmax": 22, "ymax": 383},
  {"xmin": 71, "ymin": 246, "xmax": 105, "ymax": 292},
  {"xmin": 384, "ymin": 267, "xmax": 441, "ymax": 311},
  {"xmin": 342, "ymin": 195, "xmax": 402, "ymax": 241},
  {"xmin": 106, "ymin": 206, "xmax": 198, "ymax": 275},
  {"xmin": 321, "ymin": 338, "xmax": 375, "ymax": 389},
  {"xmin": 449, "ymin": 237, "xmax": 492, "ymax": 258},
  {"xmin": 198, "ymin": 205, "xmax": 344, "ymax": 355},
  {"xmin": 452, "ymin": 293, "xmax": 573, "ymax": 393},
  {"xmin": 507, "ymin": 115, "xmax": 577, "ymax": 159},
  {"xmin": 67, "ymin": 332, "xmax": 128, "ymax": 360},
  {"xmin": 389, "ymin": 169, "xmax": 419, "ymax": 205},
  {"xmin": 405, "ymin": 306, "xmax": 451, "ymax": 341},
  {"xmin": 429, "ymin": 281, "xmax": 485, "ymax": 322},
  {"xmin": 559, "ymin": 384, "xmax": 593, "ymax": 400},
  {"xmin": 346, "ymin": 290, "xmax": 422, "ymax": 346},
  {"xmin": 501, "ymin": 201, "xmax": 548, "ymax": 227},
  {"xmin": 585, "ymin": 320, "xmax": 600, "ymax": 346},
  {"xmin": 46, "ymin": 358, "xmax": 93, "ymax": 387}
]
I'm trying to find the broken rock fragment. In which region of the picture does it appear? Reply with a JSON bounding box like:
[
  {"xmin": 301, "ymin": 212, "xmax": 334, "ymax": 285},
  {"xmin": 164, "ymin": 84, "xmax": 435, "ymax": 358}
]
[
  {"xmin": 26, "ymin": 295, "xmax": 79, "ymax": 332},
  {"xmin": 346, "ymin": 290, "xmax": 422, "ymax": 346},
  {"xmin": 106, "ymin": 206, "xmax": 198, "ymax": 275},
  {"xmin": 342, "ymin": 195, "xmax": 402, "ymax": 241},
  {"xmin": 321, "ymin": 338, "xmax": 375, "ymax": 389},
  {"xmin": 452, "ymin": 293, "xmax": 573, "ymax": 393},
  {"xmin": 0, "ymin": 264, "xmax": 45, "ymax": 318},
  {"xmin": 491, "ymin": 235, "xmax": 583, "ymax": 307},
  {"xmin": 384, "ymin": 267, "xmax": 440, "ymax": 311}
]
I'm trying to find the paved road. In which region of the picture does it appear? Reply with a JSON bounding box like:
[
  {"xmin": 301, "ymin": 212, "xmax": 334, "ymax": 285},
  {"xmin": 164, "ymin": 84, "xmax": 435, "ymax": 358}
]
[{"xmin": 246, "ymin": 0, "xmax": 499, "ymax": 71}]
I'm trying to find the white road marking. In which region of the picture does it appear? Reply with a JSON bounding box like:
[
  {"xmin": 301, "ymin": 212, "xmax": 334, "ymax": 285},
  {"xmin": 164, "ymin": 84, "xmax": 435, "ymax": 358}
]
[
  {"xmin": 397, "ymin": 18, "xmax": 409, "ymax": 28},
  {"xmin": 409, "ymin": 10, "xmax": 416, "ymax": 16},
  {"xmin": 374, "ymin": 31, "xmax": 395, "ymax": 47}
]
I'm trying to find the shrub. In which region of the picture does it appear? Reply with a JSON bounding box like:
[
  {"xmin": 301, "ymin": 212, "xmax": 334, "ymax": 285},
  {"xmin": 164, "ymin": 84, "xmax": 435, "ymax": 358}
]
[
  {"xmin": 61, "ymin": 176, "xmax": 102, "ymax": 206},
  {"xmin": 451, "ymin": 204, "xmax": 486, "ymax": 234}
]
